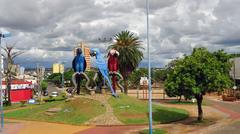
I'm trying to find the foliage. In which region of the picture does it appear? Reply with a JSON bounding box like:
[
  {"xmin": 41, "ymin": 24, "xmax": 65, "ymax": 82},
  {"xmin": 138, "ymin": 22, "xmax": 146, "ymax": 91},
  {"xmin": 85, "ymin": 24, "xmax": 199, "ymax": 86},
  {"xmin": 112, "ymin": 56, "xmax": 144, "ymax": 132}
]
[
  {"xmin": 128, "ymin": 68, "xmax": 147, "ymax": 87},
  {"xmin": 109, "ymin": 30, "xmax": 144, "ymax": 93},
  {"xmin": 47, "ymin": 73, "xmax": 62, "ymax": 85},
  {"xmin": 43, "ymin": 95, "xmax": 66, "ymax": 102},
  {"xmin": 5, "ymin": 98, "xmax": 106, "ymax": 125},
  {"xmin": 140, "ymin": 128, "xmax": 166, "ymax": 134},
  {"xmin": 235, "ymin": 91, "xmax": 240, "ymax": 99},
  {"xmin": 63, "ymin": 69, "xmax": 74, "ymax": 81},
  {"xmin": 165, "ymin": 48, "xmax": 233, "ymax": 120},
  {"xmin": 153, "ymin": 69, "xmax": 168, "ymax": 82},
  {"xmin": 40, "ymin": 80, "xmax": 48, "ymax": 91},
  {"xmin": 109, "ymin": 94, "xmax": 188, "ymax": 124}
]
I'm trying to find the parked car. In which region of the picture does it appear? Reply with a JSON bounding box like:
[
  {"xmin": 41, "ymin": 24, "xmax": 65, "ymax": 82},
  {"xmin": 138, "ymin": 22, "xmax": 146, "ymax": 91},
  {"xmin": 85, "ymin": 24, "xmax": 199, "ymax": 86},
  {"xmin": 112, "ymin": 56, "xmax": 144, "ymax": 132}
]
[
  {"xmin": 51, "ymin": 91, "xmax": 59, "ymax": 97},
  {"xmin": 43, "ymin": 90, "xmax": 48, "ymax": 96}
]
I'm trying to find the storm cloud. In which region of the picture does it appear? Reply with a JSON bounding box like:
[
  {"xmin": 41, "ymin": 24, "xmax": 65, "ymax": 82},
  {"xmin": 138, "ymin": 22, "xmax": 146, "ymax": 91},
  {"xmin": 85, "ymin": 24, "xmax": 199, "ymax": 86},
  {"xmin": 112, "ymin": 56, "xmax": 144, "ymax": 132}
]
[{"xmin": 0, "ymin": 0, "xmax": 240, "ymax": 68}]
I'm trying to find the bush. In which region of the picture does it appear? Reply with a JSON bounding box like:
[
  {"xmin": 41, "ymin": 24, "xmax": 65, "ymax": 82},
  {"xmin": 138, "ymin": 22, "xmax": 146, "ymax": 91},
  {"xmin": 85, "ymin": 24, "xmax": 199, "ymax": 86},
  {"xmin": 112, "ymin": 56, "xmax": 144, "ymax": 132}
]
[
  {"xmin": 43, "ymin": 95, "xmax": 66, "ymax": 102},
  {"xmin": 61, "ymin": 92, "xmax": 67, "ymax": 98},
  {"xmin": 236, "ymin": 92, "xmax": 240, "ymax": 99},
  {"xmin": 40, "ymin": 80, "xmax": 48, "ymax": 91}
]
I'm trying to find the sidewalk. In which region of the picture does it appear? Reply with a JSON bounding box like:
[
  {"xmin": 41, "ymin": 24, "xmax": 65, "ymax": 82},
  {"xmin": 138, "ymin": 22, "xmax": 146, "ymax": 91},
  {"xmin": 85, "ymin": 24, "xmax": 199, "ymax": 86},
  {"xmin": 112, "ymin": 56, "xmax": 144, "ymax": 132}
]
[
  {"xmin": 205, "ymin": 96, "xmax": 240, "ymax": 119},
  {"xmin": 3, "ymin": 119, "xmax": 92, "ymax": 134}
]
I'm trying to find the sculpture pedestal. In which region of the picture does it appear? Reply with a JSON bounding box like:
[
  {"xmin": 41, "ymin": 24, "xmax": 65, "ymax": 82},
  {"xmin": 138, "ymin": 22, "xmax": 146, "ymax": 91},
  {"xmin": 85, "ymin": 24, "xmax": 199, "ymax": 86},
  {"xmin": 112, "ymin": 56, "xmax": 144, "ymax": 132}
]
[
  {"xmin": 101, "ymin": 89, "xmax": 106, "ymax": 94},
  {"xmin": 90, "ymin": 90, "xmax": 95, "ymax": 95}
]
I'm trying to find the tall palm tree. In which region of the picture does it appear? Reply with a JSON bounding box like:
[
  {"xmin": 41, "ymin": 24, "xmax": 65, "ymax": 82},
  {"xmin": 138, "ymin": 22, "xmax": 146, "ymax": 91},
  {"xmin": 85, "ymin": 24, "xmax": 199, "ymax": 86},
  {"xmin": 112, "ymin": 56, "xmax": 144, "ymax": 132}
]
[{"xmin": 109, "ymin": 30, "xmax": 144, "ymax": 94}]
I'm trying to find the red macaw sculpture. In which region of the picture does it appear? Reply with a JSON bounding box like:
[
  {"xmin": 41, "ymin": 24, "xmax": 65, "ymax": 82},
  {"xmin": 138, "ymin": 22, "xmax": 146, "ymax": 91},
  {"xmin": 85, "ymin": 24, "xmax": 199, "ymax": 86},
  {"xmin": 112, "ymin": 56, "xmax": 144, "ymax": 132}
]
[{"xmin": 108, "ymin": 49, "xmax": 124, "ymax": 92}]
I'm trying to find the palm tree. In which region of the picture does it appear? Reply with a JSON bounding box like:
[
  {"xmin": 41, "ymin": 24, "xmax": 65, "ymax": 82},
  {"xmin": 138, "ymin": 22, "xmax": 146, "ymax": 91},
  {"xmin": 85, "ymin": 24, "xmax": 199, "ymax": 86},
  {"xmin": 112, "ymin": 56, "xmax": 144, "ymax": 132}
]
[
  {"xmin": 109, "ymin": 30, "xmax": 144, "ymax": 94},
  {"xmin": 2, "ymin": 45, "xmax": 23, "ymax": 106}
]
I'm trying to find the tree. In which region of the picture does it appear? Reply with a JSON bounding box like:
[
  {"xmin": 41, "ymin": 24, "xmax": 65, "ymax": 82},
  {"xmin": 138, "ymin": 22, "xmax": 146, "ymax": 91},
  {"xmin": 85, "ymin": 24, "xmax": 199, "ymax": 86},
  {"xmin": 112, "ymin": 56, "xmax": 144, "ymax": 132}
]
[
  {"xmin": 153, "ymin": 69, "xmax": 168, "ymax": 82},
  {"xmin": 109, "ymin": 30, "xmax": 144, "ymax": 94},
  {"xmin": 128, "ymin": 68, "xmax": 148, "ymax": 88},
  {"xmin": 40, "ymin": 80, "xmax": 48, "ymax": 91},
  {"xmin": 2, "ymin": 45, "xmax": 23, "ymax": 106},
  {"xmin": 165, "ymin": 48, "xmax": 233, "ymax": 121}
]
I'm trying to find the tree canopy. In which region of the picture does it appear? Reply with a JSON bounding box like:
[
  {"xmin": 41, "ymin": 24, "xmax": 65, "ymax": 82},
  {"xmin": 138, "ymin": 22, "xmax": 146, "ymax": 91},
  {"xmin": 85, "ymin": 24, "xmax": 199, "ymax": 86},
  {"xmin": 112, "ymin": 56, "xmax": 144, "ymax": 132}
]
[{"xmin": 165, "ymin": 48, "xmax": 233, "ymax": 120}]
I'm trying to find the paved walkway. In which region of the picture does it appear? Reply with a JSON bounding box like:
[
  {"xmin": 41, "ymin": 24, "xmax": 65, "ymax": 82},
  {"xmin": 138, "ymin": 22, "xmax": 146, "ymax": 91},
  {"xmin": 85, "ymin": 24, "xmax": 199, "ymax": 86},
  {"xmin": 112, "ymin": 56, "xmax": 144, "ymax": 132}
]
[
  {"xmin": 205, "ymin": 96, "xmax": 240, "ymax": 119},
  {"xmin": 78, "ymin": 94, "xmax": 123, "ymax": 125},
  {"xmin": 200, "ymin": 96, "xmax": 240, "ymax": 134},
  {"xmin": 3, "ymin": 119, "xmax": 92, "ymax": 134}
]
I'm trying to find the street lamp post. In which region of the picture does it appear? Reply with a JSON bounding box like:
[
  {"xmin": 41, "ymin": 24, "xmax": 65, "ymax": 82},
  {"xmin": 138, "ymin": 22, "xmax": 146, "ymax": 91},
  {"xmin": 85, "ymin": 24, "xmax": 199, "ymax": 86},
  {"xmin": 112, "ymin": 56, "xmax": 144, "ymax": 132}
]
[
  {"xmin": 146, "ymin": 0, "xmax": 153, "ymax": 134},
  {"xmin": 0, "ymin": 31, "xmax": 11, "ymax": 130},
  {"xmin": 61, "ymin": 62, "xmax": 65, "ymax": 88}
]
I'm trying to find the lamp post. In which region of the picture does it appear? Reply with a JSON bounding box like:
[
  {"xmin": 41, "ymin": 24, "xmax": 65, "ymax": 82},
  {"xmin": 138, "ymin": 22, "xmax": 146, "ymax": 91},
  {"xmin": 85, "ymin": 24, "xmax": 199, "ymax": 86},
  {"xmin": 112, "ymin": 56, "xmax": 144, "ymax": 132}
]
[
  {"xmin": 0, "ymin": 31, "xmax": 11, "ymax": 130},
  {"xmin": 98, "ymin": 37, "xmax": 113, "ymax": 52},
  {"xmin": 61, "ymin": 62, "xmax": 65, "ymax": 88},
  {"xmin": 146, "ymin": 0, "xmax": 153, "ymax": 134}
]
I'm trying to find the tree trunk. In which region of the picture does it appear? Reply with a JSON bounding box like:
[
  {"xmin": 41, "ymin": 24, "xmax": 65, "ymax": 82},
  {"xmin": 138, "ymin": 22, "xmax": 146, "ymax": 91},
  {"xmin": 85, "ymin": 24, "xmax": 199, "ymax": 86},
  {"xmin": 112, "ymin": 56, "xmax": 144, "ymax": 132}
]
[
  {"xmin": 178, "ymin": 95, "xmax": 182, "ymax": 102},
  {"xmin": 7, "ymin": 75, "xmax": 12, "ymax": 106},
  {"xmin": 195, "ymin": 94, "xmax": 203, "ymax": 121},
  {"xmin": 124, "ymin": 78, "xmax": 128, "ymax": 94}
]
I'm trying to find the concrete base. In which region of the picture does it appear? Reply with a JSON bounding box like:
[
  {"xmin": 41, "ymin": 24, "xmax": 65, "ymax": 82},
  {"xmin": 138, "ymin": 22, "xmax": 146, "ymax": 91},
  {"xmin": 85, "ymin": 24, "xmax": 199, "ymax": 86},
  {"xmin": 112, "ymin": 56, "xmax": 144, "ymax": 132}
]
[
  {"xmin": 90, "ymin": 90, "xmax": 95, "ymax": 95},
  {"xmin": 101, "ymin": 89, "xmax": 106, "ymax": 94}
]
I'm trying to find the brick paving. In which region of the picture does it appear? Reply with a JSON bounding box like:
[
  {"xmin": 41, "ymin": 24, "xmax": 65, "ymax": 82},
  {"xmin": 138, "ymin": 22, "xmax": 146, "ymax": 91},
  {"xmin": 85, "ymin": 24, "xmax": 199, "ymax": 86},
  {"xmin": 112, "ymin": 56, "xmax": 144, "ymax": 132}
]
[{"xmin": 79, "ymin": 94, "xmax": 123, "ymax": 125}]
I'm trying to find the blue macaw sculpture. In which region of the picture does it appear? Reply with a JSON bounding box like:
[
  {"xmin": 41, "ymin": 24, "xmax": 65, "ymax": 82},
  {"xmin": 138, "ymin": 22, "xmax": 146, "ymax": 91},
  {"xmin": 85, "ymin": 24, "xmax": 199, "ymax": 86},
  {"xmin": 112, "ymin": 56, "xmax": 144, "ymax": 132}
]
[
  {"xmin": 90, "ymin": 48, "xmax": 118, "ymax": 97},
  {"xmin": 72, "ymin": 48, "xmax": 86, "ymax": 73},
  {"xmin": 72, "ymin": 48, "xmax": 87, "ymax": 95}
]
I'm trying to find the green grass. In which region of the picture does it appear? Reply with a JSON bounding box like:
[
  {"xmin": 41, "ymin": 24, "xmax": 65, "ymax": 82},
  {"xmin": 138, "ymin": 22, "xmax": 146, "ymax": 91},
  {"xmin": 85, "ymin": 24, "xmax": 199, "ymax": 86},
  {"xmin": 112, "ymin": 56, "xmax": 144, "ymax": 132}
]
[
  {"xmin": 5, "ymin": 98, "xmax": 106, "ymax": 125},
  {"xmin": 166, "ymin": 100, "xmax": 196, "ymax": 105},
  {"xmin": 4, "ymin": 103, "xmax": 23, "ymax": 110},
  {"xmin": 109, "ymin": 94, "xmax": 189, "ymax": 124},
  {"xmin": 165, "ymin": 99, "xmax": 206, "ymax": 105},
  {"xmin": 140, "ymin": 128, "xmax": 166, "ymax": 134}
]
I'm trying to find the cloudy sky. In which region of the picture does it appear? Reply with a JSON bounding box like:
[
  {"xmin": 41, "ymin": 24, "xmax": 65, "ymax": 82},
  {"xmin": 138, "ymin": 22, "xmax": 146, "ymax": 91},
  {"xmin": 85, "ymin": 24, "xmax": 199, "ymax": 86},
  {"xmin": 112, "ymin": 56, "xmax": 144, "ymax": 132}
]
[{"xmin": 0, "ymin": 0, "xmax": 240, "ymax": 68}]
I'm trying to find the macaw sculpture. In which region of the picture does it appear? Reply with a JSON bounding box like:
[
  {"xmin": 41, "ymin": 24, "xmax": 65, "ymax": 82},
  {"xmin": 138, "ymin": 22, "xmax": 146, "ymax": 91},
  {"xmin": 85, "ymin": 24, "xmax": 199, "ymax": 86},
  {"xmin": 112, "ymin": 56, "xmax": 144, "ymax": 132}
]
[
  {"xmin": 90, "ymin": 48, "xmax": 118, "ymax": 97},
  {"xmin": 108, "ymin": 49, "xmax": 124, "ymax": 92},
  {"xmin": 72, "ymin": 48, "xmax": 94, "ymax": 95}
]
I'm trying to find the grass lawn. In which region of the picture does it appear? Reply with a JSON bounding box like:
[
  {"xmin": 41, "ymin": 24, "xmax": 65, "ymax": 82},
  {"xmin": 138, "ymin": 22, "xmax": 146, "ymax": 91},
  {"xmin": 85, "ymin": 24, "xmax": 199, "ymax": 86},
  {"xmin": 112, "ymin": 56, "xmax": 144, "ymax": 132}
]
[
  {"xmin": 166, "ymin": 100, "xmax": 196, "ymax": 105},
  {"xmin": 5, "ymin": 98, "xmax": 106, "ymax": 125},
  {"xmin": 164, "ymin": 99, "xmax": 207, "ymax": 105},
  {"xmin": 140, "ymin": 128, "xmax": 166, "ymax": 134},
  {"xmin": 4, "ymin": 103, "xmax": 22, "ymax": 110},
  {"xmin": 109, "ymin": 94, "xmax": 189, "ymax": 124}
]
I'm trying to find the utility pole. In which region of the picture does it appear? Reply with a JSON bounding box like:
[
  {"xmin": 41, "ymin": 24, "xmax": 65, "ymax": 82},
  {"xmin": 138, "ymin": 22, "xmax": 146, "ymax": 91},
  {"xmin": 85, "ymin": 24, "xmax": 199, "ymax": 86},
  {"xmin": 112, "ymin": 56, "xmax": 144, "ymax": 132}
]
[
  {"xmin": 146, "ymin": 0, "xmax": 153, "ymax": 133},
  {"xmin": 0, "ymin": 31, "xmax": 11, "ymax": 130}
]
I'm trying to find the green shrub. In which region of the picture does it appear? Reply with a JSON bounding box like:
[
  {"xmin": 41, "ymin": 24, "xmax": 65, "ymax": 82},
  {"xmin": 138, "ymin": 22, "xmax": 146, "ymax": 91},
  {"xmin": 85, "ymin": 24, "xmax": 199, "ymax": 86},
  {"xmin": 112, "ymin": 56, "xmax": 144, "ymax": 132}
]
[
  {"xmin": 43, "ymin": 96, "xmax": 66, "ymax": 102},
  {"xmin": 40, "ymin": 81, "xmax": 48, "ymax": 91},
  {"xmin": 236, "ymin": 92, "xmax": 240, "ymax": 99},
  {"xmin": 61, "ymin": 92, "xmax": 67, "ymax": 98}
]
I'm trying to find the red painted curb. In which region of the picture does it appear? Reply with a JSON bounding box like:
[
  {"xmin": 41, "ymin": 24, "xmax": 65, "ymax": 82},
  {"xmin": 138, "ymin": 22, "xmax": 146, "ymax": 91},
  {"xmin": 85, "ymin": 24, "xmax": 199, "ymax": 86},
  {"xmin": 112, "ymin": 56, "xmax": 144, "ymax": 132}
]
[{"xmin": 213, "ymin": 104, "xmax": 240, "ymax": 119}]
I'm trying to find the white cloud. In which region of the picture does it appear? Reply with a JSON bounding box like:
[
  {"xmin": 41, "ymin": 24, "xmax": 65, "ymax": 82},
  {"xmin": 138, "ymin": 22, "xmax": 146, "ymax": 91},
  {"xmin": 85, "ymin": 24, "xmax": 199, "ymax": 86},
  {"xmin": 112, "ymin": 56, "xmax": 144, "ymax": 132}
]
[{"xmin": 1, "ymin": 0, "xmax": 240, "ymax": 68}]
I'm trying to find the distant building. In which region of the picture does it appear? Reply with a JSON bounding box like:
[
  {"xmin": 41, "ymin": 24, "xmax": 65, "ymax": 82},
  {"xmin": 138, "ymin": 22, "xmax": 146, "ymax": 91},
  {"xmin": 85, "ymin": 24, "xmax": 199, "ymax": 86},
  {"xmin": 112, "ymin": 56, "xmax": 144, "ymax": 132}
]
[
  {"xmin": 11, "ymin": 64, "xmax": 21, "ymax": 76},
  {"xmin": 1, "ymin": 56, "xmax": 4, "ymax": 74},
  {"xmin": 73, "ymin": 42, "xmax": 91, "ymax": 70},
  {"xmin": 230, "ymin": 57, "xmax": 240, "ymax": 80},
  {"xmin": 2, "ymin": 80, "xmax": 34, "ymax": 103},
  {"xmin": 52, "ymin": 63, "xmax": 64, "ymax": 73}
]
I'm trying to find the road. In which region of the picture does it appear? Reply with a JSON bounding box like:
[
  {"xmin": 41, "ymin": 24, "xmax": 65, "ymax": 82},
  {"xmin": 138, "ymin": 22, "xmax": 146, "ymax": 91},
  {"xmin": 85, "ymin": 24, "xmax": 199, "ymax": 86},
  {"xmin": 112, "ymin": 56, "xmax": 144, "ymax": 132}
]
[
  {"xmin": 205, "ymin": 97, "xmax": 240, "ymax": 134},
  {"xmin": 46, "ymin": 82, "xmax": 64, "ymax": 96}
]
